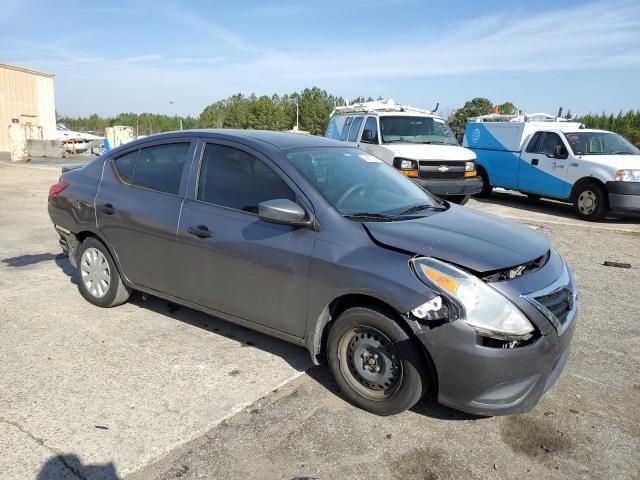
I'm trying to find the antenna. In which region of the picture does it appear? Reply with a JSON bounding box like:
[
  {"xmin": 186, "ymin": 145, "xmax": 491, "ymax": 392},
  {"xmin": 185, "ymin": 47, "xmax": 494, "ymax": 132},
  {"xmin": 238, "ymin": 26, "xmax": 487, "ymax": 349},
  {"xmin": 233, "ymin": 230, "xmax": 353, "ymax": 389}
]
[
  {"xmin": 557, "ymin": 107, "xmax": 563, "ymax": 119},
  {"xmin": 432, "ymin": 102, "xmax": 439, "ymax": 113}
]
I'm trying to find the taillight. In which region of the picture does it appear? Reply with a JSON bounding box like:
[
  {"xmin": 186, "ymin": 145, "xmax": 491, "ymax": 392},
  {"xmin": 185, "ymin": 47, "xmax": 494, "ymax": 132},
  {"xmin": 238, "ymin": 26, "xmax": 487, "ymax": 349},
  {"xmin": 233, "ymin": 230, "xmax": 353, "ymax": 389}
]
[{"xmin": 48, "ymin": 181, "xmax": 69, "ymax": 202}]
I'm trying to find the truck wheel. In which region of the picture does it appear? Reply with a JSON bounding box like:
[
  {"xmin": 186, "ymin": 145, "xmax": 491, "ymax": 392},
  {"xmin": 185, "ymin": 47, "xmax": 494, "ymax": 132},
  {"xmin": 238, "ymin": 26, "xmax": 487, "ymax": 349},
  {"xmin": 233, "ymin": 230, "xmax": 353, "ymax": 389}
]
[
  {"xmin": 474, "ymin": 169, "xmax": 493, "ymax": 198},
  {"xmin": 77, "ymin": 237, "xmax": 130, "ymax": 307},
  {"xmin": 327, "ymin": 306, "xmax": 429, "ymax": 415},
  {"xmin": 573, "ymin": 182, "xmax": 608, "ymax": 221}
]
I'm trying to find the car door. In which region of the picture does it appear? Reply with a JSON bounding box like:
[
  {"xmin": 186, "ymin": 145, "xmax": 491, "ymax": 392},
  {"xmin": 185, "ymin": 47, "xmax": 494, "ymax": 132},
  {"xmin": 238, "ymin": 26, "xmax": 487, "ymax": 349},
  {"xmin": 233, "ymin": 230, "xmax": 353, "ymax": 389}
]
[
  {"xmin": 518, "ymin": 131, "xmax": 570, "ymax": 198},
  {"xmin": 174, "ymin": 140, "xmax": 315, "ymax": 337},
  {"xmin": 95, "ymin": 139, "xmax": 196, "ymax": 293}
]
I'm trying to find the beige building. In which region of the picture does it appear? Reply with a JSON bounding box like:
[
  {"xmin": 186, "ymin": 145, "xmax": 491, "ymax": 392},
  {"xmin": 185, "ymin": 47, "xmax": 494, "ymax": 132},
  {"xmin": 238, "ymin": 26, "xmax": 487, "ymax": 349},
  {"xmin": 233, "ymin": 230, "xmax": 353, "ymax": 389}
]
[{"xmin": 0, "ymin": 63, "xmax": 56, "ymax": 152}]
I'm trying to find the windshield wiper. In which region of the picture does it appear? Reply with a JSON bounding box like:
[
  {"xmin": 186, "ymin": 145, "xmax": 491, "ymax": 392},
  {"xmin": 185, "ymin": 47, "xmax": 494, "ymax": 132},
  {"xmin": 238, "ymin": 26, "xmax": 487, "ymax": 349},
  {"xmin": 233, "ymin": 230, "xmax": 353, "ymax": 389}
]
[
  {"xmin": 420, "ymin": 140, "xmax": 451, "ymax": 145},
  {"xmin": 398, "ymin": 203, "xmax": 446, "ymax": 215},
  {"xmin": 343, "ymin": 212, "xmax": 396, "ymax": 222}
]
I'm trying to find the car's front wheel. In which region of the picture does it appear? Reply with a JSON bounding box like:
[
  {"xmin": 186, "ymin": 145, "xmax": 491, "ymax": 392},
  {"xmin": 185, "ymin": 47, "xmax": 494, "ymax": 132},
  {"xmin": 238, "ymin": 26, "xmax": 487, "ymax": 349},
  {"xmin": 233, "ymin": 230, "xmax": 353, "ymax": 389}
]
[
  {"xmin": 77, "ymin": 237, "xmax": 130, "ymax": 307},
  {"xmin": 327, "ymin": 306, "xmax": 429, "ymax": 415}
]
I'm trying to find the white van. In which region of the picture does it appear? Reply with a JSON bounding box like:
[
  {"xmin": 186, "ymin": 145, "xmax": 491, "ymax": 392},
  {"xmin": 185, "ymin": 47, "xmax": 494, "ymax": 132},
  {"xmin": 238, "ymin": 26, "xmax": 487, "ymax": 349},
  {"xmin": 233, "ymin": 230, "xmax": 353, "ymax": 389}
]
[
  {"xmin": 325, "ymin": 100, "xmax": 481, "ymax": 204},
  {"xmin": 463, "ymin": 113, "xmax": 640, "ymax": 220}
]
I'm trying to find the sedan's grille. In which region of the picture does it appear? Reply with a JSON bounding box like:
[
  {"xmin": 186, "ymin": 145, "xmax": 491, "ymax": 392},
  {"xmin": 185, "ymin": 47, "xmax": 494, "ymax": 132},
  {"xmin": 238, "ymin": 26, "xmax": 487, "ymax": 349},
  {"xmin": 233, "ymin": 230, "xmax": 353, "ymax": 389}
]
[{"xmin": 533, "ymin": 287, "xmax": 573, "ymax": 326}]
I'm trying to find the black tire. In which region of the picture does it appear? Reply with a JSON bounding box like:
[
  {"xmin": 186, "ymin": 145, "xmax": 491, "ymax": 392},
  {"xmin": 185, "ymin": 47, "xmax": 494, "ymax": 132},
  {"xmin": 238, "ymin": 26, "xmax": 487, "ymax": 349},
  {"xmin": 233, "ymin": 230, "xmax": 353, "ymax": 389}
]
[
  {"xmin": 77, "ymin": 237, "xmax": 130, "ymax": 307},
  {"xmin": 474, "ymin": 168, "xmax": 493, "ymax": 198},
  {"xmin": 573, "ymin": 182, "xmax": 608, "ymax": 221},
  {"xmin": 446, "ymin": 195, "xmax": 470, "ymax": 205},
  {"xmin": 327, "ymin": 306, "xmax": 429, "ymax": 415}
]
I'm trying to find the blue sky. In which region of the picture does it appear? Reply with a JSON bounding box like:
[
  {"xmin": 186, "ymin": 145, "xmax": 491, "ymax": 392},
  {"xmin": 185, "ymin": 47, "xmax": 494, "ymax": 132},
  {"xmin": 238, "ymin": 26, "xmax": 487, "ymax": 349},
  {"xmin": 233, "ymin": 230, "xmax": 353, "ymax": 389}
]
[{"xmin": 1, "ymin": 0, "xmax": 639, "ymax": 118}]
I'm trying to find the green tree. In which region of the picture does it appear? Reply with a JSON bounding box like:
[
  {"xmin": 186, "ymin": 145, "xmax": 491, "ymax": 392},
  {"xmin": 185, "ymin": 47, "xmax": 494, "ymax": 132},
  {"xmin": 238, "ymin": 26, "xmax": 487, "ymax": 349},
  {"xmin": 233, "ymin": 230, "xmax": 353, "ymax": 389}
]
[{"xmin": 447, "ymin": 97, "xmax": 493, "ymax": 133}]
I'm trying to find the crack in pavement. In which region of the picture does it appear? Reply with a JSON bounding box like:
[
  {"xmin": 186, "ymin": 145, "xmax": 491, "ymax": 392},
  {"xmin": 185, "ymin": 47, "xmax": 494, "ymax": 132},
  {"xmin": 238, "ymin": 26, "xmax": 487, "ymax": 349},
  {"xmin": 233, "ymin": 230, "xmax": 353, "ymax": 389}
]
[{"xmin": 0, "ymin": 416, "xmax": 89, "ymax": 480}]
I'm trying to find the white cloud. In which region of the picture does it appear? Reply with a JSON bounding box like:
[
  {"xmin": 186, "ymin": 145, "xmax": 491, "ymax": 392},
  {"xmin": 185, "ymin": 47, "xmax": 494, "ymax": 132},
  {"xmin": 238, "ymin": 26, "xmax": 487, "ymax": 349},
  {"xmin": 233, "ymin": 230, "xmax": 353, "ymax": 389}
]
[{"xmin": 11, "ymin": 0, "xmax": 639, "ymax": 115}]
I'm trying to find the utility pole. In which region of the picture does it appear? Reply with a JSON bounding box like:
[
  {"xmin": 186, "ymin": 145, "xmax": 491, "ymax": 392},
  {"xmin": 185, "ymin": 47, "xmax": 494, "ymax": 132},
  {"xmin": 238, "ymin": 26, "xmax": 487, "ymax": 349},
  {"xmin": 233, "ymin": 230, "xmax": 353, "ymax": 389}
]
[{"xmin": 169, "ymin": 101, "xmax": 183, "ymax": 130}]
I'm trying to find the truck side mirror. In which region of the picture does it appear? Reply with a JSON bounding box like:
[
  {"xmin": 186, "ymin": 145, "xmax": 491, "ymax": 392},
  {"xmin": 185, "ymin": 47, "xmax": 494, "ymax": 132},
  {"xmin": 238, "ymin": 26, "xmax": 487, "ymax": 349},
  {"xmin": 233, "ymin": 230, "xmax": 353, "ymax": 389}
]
[
  {"xmin": 553, "ymin": 145, "xmax": 568, "ymax": 159},
  {"xmin": 361, "ymin": 129, "xmax": 375, "ymax": 143}
]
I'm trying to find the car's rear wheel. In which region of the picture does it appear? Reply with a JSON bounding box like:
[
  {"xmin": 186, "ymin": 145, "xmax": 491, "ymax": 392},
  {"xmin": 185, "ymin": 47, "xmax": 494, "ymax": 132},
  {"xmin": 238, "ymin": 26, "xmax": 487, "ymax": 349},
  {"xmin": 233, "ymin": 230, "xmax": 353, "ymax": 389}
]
[
  {"xmin": 573, "ymin": 182, "xmax": 608, "ymax": 221},
  {"xmin": 77, "ymin": 237, "xmax": 130, "ymax": 307},
  {"xmin": 327, "ymin": 306, "xmax": 429, "ymax": 415}
]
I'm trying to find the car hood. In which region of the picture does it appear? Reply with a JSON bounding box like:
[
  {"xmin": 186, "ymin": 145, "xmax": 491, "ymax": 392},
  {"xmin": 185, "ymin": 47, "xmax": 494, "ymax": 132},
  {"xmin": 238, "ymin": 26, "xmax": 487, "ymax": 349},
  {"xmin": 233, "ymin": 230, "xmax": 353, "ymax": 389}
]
[
  {"xmin": 577, "ymin": 154, "xmax": 640, "ymax": 169},
  {"xmin": 363, "ymin": 205, "xmax": 550, "ymax": 273},
  {"xmin": 384, "ymin": 144, "xmax": 476, "ymax": 161}
]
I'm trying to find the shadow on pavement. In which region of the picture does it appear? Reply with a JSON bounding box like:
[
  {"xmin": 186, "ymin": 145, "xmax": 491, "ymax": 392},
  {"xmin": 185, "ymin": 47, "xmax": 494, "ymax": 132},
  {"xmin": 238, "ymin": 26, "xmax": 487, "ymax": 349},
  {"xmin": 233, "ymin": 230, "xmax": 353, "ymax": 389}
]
[
  {"xmin": 1, "ymin": 252, "xmax": 62, "ymax": 267},
  {"xmin": 474, "ymin": 191, "xmax": 640, "ymax": 223},
  {"xmin": 37, "ymin": 454, "xmax": 119, "ymax": 479}
]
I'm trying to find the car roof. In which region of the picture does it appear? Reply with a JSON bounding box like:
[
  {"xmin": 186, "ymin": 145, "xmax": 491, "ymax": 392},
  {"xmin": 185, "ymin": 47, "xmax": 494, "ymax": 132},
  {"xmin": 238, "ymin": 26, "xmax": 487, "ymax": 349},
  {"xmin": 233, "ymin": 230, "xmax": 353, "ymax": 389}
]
[
  {"xmin": 123, "ymin": 129, "xmax": 345, "ymax": 150},
  {"xmin": 333, "ymin": 111, "xmax": 442, "ymax": 119}
]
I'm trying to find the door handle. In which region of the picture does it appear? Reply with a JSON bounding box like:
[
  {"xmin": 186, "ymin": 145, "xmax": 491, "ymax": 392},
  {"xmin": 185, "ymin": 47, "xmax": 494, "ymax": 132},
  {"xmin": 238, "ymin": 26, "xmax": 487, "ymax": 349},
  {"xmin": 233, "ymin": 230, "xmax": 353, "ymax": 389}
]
[
  {"xmin": 531, "ymin": 158, "xmax": 539, "ymax": 166},
  {"xmin": 101, "ymin": 204, "xmax": 116, "ymax": 215},
  {"xmin": 187, "ymin": 225, "xmax": 212, "ymax": 239}
]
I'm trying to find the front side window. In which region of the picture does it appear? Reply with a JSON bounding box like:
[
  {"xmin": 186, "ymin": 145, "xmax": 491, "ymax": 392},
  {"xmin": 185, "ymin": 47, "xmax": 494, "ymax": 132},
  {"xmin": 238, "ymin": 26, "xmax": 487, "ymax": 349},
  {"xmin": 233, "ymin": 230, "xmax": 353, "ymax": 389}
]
[
  {"xmin": 347, "ymin": 116, "xmax": 364, "ymax": 142},
  {"xmin": 380, "ymin": 116, "xmax": 458, "ymax": 145},
  {"xmin": 361, "ymin": 117, "xmax": 379, "ymax": 143},
  {"xmin": 286, "ymin": 147, "xmax": 439, "ymax": 217},
  {"xmin": 133, "ymin": 143, "xmax": 190, "ymax": 194},
  {"xmin": 198, "ymin": 144, "xmax": 295, "ymax": 214},
  {"xmin": 113, "ymin": 150, "xmax": 138, "ymax": 182},
  {"xmin": 526, "ymin": 132, "xmax": 544, "ymax": 153},
  {"xmin": 564, "ymin": 131, "xmax": 640, "ymax": 156},
  {"xmin": 536, "ymin": 133, "xmax": 566, "ymax": 156}
]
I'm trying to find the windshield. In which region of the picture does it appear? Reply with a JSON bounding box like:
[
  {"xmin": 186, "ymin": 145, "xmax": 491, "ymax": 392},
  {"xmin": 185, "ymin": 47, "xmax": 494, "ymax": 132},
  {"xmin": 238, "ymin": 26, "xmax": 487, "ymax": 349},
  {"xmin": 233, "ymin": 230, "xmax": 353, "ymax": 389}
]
[
  {"xmin": 286, "ymin": 147, "xmax": 440, "ymax": 218},
  {"xmin": 380, "ymin": 116, "xmax": 458, "ymax": 145},
  {"xmin": 564, "ymin": 132, "xmax": 640, "ymax": 156}
]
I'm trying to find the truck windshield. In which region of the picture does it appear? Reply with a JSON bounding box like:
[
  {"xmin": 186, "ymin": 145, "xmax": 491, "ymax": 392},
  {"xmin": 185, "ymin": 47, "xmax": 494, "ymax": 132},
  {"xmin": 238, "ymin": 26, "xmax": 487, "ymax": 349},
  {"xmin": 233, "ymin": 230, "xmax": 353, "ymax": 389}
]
[
  {"xmin": 563, "ymin": 132, "xmax": 640, "ymax": 156},
  {"xmin": 380, "ymin": 116, "xmax": 458, "ymax": 145},
  {"xmin": 286, "ymin": 147, "xmax": 441, "ymax": 218}
]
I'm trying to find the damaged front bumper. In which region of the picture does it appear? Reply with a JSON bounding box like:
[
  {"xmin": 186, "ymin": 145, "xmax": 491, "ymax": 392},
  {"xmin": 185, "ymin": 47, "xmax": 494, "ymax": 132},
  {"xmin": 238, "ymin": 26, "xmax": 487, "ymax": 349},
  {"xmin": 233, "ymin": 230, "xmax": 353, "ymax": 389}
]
[{"xmin": 410, "ymin": 250, "xmax": 578, "ymax": 416}]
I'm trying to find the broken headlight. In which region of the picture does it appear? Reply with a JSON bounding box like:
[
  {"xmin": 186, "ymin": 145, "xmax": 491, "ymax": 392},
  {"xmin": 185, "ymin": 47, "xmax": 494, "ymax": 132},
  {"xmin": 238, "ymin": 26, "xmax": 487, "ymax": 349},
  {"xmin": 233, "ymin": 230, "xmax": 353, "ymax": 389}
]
[{"xmin": 410, "ymin": 257, "xmax": 534, "ymax": 340}]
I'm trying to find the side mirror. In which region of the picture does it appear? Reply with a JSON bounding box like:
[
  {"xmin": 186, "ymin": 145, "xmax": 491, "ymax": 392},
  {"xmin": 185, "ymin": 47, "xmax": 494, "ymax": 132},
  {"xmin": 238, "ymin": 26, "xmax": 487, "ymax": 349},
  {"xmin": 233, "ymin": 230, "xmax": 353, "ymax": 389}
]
[
  {"xmin": 361, "ymin": 129, "xmax": 375, "ymax": 143},
  {"xmin": 258, "ymin": 199, "xmax": 308, "ymax": 226},
  {"xmin": 553, "ymin": 145, "xmax": 568, "ymax": 159}
]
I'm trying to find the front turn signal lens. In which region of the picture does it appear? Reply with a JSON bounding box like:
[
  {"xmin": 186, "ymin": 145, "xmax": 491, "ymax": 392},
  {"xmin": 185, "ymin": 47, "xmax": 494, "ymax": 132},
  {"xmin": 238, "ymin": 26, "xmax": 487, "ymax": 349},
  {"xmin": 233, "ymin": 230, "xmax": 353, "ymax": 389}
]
[
  {"xmin": 464, "ymin": 170, "xmax": 477, "ymax": 177},
  {"xmin": 400, "ymin": 169, "xmax": 419, "ymax": 178}
]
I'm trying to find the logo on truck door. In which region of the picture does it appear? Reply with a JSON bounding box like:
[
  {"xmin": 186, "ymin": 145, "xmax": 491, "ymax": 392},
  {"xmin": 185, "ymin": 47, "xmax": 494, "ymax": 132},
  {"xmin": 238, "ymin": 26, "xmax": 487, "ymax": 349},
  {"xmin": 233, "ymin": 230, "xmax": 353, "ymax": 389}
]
[{"xmin": 471, "ymin": 127, "xmax": 481, "ymax": 144}]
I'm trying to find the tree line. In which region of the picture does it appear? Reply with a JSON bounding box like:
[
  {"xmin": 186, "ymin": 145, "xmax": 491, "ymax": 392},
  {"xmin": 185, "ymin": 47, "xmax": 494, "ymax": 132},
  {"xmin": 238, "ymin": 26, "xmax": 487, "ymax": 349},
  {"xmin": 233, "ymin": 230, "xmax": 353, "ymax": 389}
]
[{"xmin": 58, "ymin": 90, "xmax": 640, "ymax": 146}]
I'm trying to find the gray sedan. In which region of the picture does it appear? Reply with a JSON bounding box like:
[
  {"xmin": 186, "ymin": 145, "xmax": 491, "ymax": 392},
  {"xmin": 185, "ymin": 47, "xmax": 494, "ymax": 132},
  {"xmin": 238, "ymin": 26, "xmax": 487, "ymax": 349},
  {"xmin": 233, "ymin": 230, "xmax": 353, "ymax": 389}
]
[{"xmin": 48, "ymin": 130, "xmax": 577, "ymax": 415}]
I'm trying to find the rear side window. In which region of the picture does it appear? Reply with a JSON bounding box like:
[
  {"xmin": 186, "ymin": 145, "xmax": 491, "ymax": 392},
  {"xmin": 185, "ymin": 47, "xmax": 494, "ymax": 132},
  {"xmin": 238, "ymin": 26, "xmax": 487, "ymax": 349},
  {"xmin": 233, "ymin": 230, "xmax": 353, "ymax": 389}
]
[
  {"xmin": 325, "ymin": 116, "xmax": 346, "ymax": 140},
  {"xmin": 114, "ymin": 150, "xmax": 138, "ymax": 182},
  {"xmin": 348, "ymin": 116, "xmax": 364, "ymax": 142},
  {"xmin": 340, "ymin": 117, "xmax": 354, "ymax": 141},
  {"xmin": 526, "ymin": 132, "xmax": 544, "ymax": 153},
  {"xmin": 133, "ymin": 143, "xmax": 190, "ymax": 195},
  {"xmin": 197, "ymin": 144, "xmax": 295, "ymax": 214}
]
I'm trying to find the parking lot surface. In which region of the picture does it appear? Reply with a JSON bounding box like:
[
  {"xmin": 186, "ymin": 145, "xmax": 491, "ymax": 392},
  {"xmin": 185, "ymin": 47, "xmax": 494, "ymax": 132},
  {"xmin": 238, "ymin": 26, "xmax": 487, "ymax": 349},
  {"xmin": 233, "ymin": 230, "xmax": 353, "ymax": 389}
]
[{"xmin": 1, "ymin": 162, "xmax": 639, "ymax": 479}]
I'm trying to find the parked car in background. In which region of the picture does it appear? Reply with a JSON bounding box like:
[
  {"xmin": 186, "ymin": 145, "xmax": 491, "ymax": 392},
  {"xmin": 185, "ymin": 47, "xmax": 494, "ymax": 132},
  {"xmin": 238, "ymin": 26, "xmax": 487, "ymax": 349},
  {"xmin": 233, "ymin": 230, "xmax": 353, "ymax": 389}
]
[
  {"xmin": 48, "ymin": 130, "xmax": 577, "ymax": 416},
  {"xmin": 325, "ymin": 100, "xmax": 481, "ymax": 205},
  {"xmin": 464, "ymin": 113, "xmax": 640, "ymax": 220}
]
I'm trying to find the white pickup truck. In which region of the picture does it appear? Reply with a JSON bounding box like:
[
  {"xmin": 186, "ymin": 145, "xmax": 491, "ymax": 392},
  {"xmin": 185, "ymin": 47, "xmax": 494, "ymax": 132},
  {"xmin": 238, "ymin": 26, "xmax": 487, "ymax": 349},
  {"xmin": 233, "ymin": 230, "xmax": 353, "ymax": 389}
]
[{"xmin": 463, "ymin": 113, "xmax": 640, "ymax": 220}]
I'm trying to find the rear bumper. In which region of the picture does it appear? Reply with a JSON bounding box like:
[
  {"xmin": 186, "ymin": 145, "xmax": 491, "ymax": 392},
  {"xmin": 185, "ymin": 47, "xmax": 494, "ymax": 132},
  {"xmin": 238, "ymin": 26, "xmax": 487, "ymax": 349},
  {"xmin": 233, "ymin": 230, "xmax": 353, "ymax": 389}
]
[
  {"xmin": 606, "ymin": 181, "xmax": 640, "ymax": 212},
  {"xmin": 413, "ymin": 177, "xmax": 482, "ymax": 196}
]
